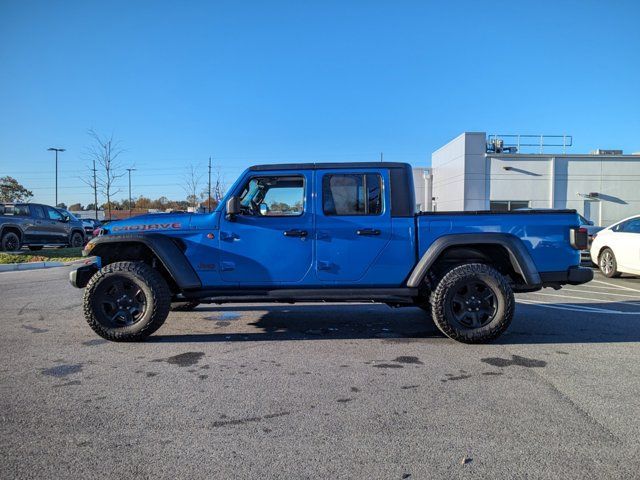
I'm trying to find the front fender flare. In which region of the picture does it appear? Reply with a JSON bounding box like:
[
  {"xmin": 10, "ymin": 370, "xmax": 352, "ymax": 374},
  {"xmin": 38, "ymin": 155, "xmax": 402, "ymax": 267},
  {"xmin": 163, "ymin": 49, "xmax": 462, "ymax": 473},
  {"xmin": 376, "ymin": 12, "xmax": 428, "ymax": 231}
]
[
  {"xmin": 406, "ymin": 233, "xmax": 541, "ymax": 288},
  {"xmin": 87, "ymin": 233, "xmax": 201, "ymax": 290}
]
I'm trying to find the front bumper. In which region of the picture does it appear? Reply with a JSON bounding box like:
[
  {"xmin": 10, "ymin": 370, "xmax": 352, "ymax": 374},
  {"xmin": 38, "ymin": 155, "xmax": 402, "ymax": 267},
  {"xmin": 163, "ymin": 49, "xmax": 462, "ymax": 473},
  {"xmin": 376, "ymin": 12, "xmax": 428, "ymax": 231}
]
[
  {"xmin": 539, "ymin": 266, "xmax": 594, "ymax": 287},
  {"xmin": 69, "ymin": 259, "xmax": 100, "ymax": 289}
]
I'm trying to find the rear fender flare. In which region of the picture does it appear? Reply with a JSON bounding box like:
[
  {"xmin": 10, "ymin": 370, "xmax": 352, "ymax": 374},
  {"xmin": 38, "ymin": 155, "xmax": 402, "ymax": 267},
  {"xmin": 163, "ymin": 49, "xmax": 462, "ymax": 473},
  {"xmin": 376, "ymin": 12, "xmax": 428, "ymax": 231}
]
[
  {"xmin": 89, "ymin": 233, "xmax": 201, "ymax": 290},
  {"xmin": 406, "ymin": 233, "xmax": 541, "ymax": 288}
]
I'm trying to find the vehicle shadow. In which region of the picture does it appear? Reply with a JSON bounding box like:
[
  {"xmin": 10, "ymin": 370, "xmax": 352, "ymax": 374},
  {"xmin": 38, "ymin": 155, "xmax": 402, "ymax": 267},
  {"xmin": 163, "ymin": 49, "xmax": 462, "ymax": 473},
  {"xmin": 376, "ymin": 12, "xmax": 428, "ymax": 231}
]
[{"xmin": 149, "ymin": 301, "xmax": 640, "ymax": 345}]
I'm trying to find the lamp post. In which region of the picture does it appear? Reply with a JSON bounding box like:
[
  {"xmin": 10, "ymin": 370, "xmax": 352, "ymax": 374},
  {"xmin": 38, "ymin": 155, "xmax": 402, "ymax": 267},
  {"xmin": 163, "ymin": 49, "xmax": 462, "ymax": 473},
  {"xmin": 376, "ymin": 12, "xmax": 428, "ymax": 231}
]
[
  {"xmin": 47, "ymin": 147, "xmax": 65, "ymax": 206},
  {"xmin": 126, "ymin": 168, "xmax": 136, "ymax": 217}
]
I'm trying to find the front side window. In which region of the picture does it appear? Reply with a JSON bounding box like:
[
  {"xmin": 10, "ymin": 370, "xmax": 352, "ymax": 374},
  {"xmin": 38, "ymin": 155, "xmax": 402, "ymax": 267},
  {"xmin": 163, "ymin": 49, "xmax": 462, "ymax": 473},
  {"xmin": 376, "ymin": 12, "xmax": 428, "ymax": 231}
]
[
  {"xmin": 46, "ymin": 207, "xmax": 63, "ymax": 221},
  {"xmin": 322, "ymin": 173, "xmax": 383, "ymax": 216},
  {"xmin": 238, "ymin": 176, "xmax": 304, "ymax": 217},
  {"xmin": 621, "ymin": 218, "xmax": 640, "ymax": 233}
]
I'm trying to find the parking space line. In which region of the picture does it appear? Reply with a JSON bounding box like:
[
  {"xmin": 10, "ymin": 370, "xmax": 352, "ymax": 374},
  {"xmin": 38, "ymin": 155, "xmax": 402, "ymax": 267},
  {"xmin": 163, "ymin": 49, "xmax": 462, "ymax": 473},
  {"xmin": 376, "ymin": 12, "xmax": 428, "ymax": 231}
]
[
  {"xmin": 524, "ymin": 291, "xmax": 616, "ymax": 303},
  {"xmin": 575, "ymin": 284, "xmax": 636, "ymax": 292},
  {"xmin": 560, "ymin": 287, "xmax": 640, "ymax": 299},
  {"xmin": 592, "ymin": 280, "xmax": 640, "ymax": 293},
  {"xmin": 517, "ymin": 298, "xmax": 640, "ymax": 315}
]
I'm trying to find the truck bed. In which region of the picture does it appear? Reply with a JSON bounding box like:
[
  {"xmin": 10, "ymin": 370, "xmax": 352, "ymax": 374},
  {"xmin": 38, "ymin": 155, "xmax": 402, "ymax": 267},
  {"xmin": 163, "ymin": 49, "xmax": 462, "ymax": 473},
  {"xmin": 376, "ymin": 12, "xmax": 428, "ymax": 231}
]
[{"xmin": 416, "ymin": 209, "xmax": 582, "ymax": 276}]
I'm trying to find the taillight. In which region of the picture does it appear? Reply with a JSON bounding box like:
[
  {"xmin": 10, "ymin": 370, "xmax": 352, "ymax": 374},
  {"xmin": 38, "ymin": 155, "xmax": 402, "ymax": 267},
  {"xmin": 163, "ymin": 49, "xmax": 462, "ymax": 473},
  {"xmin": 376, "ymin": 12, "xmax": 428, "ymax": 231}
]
[{"xmin": 570, "ymin": 227, "xmax": 589, "ymax": 250}]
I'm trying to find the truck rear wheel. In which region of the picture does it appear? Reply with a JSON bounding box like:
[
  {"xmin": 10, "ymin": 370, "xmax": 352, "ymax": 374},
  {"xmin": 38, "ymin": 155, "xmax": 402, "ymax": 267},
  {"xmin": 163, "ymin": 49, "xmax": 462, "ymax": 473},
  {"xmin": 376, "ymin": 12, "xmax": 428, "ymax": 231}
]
[
  {"xmin": 1, "ymin": 231, "xmax": 21, "ymax": 252},
  {"xmin": 83, "ymin": 261, "xmax": 171, "ymax": 342},
  {"xmin": 430, "ymin": 263, "xmax": 514, "ymax": 343}
]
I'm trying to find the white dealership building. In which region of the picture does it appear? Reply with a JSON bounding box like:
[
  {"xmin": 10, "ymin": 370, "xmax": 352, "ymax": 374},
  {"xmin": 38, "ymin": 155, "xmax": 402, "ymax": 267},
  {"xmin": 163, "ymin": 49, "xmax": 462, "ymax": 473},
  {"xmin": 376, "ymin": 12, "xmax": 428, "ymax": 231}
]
[{"xmin": 413, "ymin": 132, "xmax": 640, "ymax": 226}]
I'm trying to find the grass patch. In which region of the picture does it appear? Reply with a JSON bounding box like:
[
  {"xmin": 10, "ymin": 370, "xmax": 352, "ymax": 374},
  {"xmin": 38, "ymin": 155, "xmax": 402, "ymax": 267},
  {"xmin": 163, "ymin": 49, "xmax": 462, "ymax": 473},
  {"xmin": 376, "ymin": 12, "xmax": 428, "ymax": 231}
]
[{"xmin": 0, "ymin": 247, "xmax": 84, "ymax": 264}]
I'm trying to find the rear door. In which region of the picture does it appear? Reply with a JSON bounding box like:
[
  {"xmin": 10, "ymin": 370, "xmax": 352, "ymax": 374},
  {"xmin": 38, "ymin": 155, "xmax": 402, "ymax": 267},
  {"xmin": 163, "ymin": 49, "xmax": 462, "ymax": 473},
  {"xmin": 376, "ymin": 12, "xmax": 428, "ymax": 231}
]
[
  {"xmin": 12, "ymin": 204, "xmax": 40, "ymax": 243},
  {"xmin": 314, "ymin": 168, "xmax": 391, "ymax": 282},
  {"xmin": 27, "ymin": 205, "xmax": 48, "ymax": 243},
  {"xmin": 218, "ymin": 171, "xmax": 314, "ymax": 285}
]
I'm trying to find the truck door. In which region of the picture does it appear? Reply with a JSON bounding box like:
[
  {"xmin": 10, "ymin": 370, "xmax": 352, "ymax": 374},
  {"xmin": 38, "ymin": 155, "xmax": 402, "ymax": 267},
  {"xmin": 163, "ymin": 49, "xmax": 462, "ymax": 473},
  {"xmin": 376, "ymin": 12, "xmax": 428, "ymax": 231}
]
[
  {"xmin": 218, "ymin": 171, "xmax": 314, "ymax": 284},
  {"xmin": 314, "ymin": 168, "xmax": 392, "ymax": 282},
  {"xmin": 26, "ymin": 205, "xmax": 48, "ymax": 243},
  {"xmin": 44, "ymin": 206, "xmax": 68, "ymax": 244}
]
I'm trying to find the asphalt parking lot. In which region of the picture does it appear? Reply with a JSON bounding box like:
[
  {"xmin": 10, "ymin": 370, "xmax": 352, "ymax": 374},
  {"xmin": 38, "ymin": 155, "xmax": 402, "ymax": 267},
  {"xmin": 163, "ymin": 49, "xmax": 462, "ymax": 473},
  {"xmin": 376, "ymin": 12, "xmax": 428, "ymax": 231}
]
[{"xmin": 1, "ymin": 267, "xmax": 639, "ymax": 479}]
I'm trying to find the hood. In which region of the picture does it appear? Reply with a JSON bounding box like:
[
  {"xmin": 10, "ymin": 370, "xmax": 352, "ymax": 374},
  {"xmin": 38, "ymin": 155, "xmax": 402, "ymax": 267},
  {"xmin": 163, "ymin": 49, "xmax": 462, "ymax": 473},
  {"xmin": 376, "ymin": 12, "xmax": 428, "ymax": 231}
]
[{"xmin": 106, "ymin": 212, "xmax": 193, "ymax": 234}]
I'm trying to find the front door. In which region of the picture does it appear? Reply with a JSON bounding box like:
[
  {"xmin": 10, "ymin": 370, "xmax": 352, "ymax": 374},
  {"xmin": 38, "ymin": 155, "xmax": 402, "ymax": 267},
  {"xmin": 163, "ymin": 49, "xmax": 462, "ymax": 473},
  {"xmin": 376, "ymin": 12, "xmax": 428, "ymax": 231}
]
[
  {"xmin": 218, "ymin": 171, "xmax": 314, "ymax": 285},
  {"xmin": 314, "ymin": 168, "xmax": 392, "ymax": 282},
  {"xmin": 44, "ymin": 206, "xmax": 68, "ymax": 244},
  {"xmin": 615, "ymin": 217, "xmax": 640, "ymax": 273}
]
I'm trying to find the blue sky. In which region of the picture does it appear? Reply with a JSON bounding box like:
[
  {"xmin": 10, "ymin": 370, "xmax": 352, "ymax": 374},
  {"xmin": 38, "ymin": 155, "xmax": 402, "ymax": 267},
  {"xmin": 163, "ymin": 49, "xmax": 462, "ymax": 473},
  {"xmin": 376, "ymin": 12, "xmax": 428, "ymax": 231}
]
[{"xmin": 1, "ymin": 0, "xmax": 639, "ymax": 207}]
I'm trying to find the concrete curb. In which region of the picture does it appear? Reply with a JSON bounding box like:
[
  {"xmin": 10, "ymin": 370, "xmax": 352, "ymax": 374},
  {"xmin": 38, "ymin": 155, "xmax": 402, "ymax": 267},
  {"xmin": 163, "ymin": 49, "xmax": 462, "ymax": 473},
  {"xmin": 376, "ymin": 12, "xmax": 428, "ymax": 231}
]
[{"xmin": 0, "ymin": 257, "xmax": 97, "ymax": 273}]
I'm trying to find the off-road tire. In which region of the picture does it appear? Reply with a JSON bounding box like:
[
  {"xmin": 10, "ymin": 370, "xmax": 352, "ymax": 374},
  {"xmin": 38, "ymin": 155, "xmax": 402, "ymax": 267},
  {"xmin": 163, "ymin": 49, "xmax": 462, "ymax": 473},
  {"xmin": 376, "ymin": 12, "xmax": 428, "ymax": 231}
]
[
  {"xmin": 69, "ymin": 231, "xmax": 84, "ymax": 248},
  {"xmin": 171, "ymin": 301, "xmax": 201, "ymax": 312},
  {"xmin": 1, "ymin": 231, "xmax": 21, "ymax": 252},
  {"xmin": 599, "ymin": 248, "xmax": 621, "ymax": 278},
  {"xmin": 430, "ymin": 263, "xmax": 514, "ymax": 344},
  {"xmin": 28, "ymin": 246, "xmax": 44, "ymax": 251},
  {"xmin": 83, "ymin": 261, "xmax": 171, "ymax": 342}
]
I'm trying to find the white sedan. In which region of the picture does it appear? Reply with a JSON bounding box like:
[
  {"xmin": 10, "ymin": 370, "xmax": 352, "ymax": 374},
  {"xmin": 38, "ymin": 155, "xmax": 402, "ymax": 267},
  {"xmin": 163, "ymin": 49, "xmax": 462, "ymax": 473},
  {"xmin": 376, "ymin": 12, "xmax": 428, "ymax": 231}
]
[{"xmin": 590, "ymin": 215, "xmax": 640, "ymax": 277}]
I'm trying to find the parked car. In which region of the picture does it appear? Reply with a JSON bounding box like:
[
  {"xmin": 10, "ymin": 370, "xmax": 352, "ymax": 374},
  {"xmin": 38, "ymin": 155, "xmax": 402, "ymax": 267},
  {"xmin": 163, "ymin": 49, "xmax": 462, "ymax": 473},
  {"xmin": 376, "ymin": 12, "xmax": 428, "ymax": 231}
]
[
  {"xmin": 81, "ymin": 219, "xmax": 103, "ymax": 238},
  {"xmin": 70, "ymin": 162, "xmax": 592, "ymax": 344},
  {"xmin": 590, "ymin": 215, "xmax": 640, "ymax": 277},
  {"xmin": 0, "ymin": 203, "xmax": 86, "ymax": 251}
]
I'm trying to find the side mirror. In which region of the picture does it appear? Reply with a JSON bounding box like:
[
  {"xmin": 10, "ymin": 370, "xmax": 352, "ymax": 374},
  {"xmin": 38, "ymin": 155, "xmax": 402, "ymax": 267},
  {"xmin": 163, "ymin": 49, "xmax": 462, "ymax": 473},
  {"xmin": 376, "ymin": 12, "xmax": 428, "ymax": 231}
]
[
  {"xmin": 226, "ymin": 196, "xmax": 241, "ymax": 219},
  {"xmin": 61, "ymin": 215, "xmax": 70, "ymax": 223}
]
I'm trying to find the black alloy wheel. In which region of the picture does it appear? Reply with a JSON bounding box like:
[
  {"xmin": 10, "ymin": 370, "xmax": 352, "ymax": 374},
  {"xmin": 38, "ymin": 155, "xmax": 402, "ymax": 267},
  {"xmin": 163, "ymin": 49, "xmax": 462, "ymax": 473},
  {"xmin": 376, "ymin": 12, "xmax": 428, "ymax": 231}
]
[
  {"xmin": 1, "ymin": 232, "xmax": 20, "ymax": 252},
  {"xmin": 71, "ymin": 232, "xmax": 84, "ymax": 248},
  {"xmin": 449, "ymin": 280, "xmax": 498, "ymax": 329},
  {"xmin": 95, "ymin": 277, "xmax": 148, "ymax": 327}
]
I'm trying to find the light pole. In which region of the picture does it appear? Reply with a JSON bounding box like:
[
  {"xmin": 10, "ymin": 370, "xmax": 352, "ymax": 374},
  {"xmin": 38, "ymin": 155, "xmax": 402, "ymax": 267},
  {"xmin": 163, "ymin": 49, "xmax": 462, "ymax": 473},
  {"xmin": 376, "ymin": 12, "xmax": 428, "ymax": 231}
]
[
  {"xmin": 126, "ymin": 168, "xmax": 136, "ymax": 217},
  {"xmin": 47, "ymin": 147, "xmax": 65, "ymax": 206}
]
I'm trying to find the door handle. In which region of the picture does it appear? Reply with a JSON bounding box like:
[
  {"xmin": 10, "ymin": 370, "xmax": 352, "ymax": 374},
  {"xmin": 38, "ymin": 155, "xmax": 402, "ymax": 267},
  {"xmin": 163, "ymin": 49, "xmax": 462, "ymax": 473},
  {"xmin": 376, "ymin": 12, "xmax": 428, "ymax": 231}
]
[
  {"xmin": 220, "ymin": 231, "xmax": 239, "ymax": 241},
  {"xmin": 283, "ymin": 229, "xmax": 308, "ymax": 238},
  {"xmin": 356, "ymin": 228, "xmax": 381, "ymax": 236}
]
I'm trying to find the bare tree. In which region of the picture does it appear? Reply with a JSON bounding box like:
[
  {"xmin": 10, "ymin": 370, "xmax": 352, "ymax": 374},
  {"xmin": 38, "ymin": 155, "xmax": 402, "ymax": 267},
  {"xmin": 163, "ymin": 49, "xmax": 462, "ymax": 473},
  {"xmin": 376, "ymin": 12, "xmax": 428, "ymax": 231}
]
[
  {"xmin": 183, "ymin": 164, "xmax": 203, "ymax": 209},
  {"xmin": 85, "ymin": 130, "xmax": 125, "ymax": 220}
]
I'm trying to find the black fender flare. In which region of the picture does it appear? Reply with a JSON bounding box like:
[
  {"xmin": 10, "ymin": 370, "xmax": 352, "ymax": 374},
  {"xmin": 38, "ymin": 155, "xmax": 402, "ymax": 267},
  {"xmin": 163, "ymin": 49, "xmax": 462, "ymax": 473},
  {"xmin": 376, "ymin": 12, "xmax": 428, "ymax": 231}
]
[
  {"xmin": 88, "ymin": 233, "xmax": 201, "ymax": 290},
  {"xmin": 406, "ymin": 233, "xmax": 541, "ymax": 288},
  {"xmin": 0, "ymin": 223, "xmax": 24, "ymax": 240}
]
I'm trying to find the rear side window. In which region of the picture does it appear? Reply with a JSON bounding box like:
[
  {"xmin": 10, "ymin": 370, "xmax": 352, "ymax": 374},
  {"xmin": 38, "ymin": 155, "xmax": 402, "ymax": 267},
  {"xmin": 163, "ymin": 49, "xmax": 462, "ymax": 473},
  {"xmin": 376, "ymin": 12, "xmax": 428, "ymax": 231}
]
[
  {"xmin": 31, "ymin": 206, "xmax": 45, "ymax": 219},
  {"xmin": 322, "ymin": 174, "xmax": 383, "ymax": 216}
]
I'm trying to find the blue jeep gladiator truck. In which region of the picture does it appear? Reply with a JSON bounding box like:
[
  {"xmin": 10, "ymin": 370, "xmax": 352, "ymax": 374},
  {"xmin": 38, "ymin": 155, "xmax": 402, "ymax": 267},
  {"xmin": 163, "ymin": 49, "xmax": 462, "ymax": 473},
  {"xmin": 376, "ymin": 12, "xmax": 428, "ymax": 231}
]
[{"xmin": 70, "ymin": 162, "xmax": 592, "ymax": 343}]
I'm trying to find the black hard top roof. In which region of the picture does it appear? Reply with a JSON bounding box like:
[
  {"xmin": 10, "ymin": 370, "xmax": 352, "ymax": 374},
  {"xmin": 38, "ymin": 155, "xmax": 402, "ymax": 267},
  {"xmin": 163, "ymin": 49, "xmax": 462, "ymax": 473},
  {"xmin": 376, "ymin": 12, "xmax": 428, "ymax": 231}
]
[{"xmin": 249, "ymin": 162, "xmax": 412, "ymax": 171}]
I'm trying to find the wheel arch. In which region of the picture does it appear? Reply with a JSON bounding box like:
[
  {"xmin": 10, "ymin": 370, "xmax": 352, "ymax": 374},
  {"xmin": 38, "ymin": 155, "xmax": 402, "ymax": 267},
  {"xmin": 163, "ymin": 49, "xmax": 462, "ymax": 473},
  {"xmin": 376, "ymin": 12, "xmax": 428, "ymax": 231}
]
[
  {"xmin": 407, "ymin": 233, "xmax": 541, "ymax": 288},
  {"xmin": 89, "ymin": 233, "xmax": 201, "ymax": 291},
  {"xmin": 70, "ymin": 228, "xmax": 85, "ymax": 240},
  {"xmin": 1, "ymin": 224, "xmax": 23, "ymax": 241}
]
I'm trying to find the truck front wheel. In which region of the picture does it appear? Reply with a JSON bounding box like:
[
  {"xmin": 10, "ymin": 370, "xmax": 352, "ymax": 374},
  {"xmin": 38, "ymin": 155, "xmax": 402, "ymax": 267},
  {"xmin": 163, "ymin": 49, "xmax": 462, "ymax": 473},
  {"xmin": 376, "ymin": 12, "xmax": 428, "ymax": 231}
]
[
  {"xmin": 83, "ymin": 261, "xmax": 171, "ymax": 341},
  {"xmin": 430, "ymin": 263, "xmax": 514, "ymax": 343}
]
